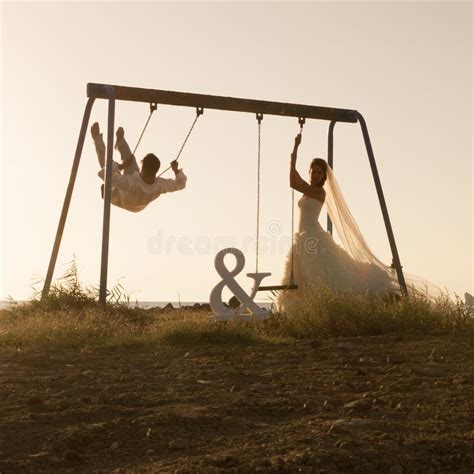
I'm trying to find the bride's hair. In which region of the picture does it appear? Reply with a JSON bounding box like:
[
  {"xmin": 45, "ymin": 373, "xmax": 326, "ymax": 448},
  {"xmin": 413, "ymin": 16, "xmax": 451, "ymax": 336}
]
[{"xmin": 310, "ymin": 158, "xmax": 328, "ymax": 186}]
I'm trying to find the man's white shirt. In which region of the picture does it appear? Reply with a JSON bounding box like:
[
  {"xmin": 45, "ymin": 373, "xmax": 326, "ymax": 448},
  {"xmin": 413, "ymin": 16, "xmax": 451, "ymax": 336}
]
[{"xmin": 98, "ymin": 163, "xmax": 187, "ymax": 213}]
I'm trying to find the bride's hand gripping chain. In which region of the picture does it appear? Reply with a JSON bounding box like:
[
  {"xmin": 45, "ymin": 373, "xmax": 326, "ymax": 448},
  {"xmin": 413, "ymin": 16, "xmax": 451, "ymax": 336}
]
[
  {"xmin": 294, "ymin": 132, "xmax": 302, "ymax": 148},
  {"xmin": 291, "ymin": 133, "xmax": 302, "ymax": 161},
  {"xmin": 290, "ymin": 133, "xmax": 303, "ymax": 188}
]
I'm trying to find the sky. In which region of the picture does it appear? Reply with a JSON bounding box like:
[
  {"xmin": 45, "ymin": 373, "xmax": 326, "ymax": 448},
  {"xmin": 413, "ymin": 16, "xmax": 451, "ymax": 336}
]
[{"xmin": 1, "ymin": 1, "xmax": 472, "ymax": 304}]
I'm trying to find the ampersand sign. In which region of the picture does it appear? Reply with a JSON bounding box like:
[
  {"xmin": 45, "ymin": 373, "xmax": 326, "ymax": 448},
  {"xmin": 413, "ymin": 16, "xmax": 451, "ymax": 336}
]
[{"xmin": 209, "ymin": 248, "xmax": 271, "ymax": 321}]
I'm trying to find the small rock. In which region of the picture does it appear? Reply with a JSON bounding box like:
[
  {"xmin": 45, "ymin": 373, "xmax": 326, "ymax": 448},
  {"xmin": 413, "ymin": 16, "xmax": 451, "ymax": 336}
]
[
  {"xmin": 322, "ymin": 400, "xmax": 335, "ymax": 411},
  {"xmin": 359, "ymin": 356, "xmax": 379, "ymax": 365},
  {"xmin": 28, "ymin": 451, "xmax": 50, "ymax": 460},
  {"xmin": 329, "ymin": 419, "xmax": 386, "ymax": 433},
  {"xmin": 146, "ymin": 449, "xmax": 154, "ymax": 456},
  {"xmin": 338, "ymin": 342, "xmax": 355, "ymax": 351},
  {"xmin": 334, "ymin": 380, "xmax": 356, "ymax": 391},
  {"xmin": 110, "ymin": 442, "xmax": 119, "ymax": 450},
  {"xmin": 64, "ymin": 450, "xmax": 82, "ymax": 463},
  {"xmin": 411, "ymin": 366, "xmax": 444, "ymax": 377},
  {"xmin": 328, "ymin": 420, "xmax": 342, "ymax": 434},
  {"xmin": 387, "ymin": 354, "xmax": 408, "ymax": 364},
  {"xmin": 344, "ymin": 398, "xmax": 372, "ymax": 411},
  {"xmin": 373, "ymin": 397, "xmax": 388, "ymax": 406},
  {"xmin": 169, "ymin": 439, "xmax": 189, "ymax": 451},
  {"xmin": 249, "ymin": 382, "xmax": 264, "ymax": 392}
]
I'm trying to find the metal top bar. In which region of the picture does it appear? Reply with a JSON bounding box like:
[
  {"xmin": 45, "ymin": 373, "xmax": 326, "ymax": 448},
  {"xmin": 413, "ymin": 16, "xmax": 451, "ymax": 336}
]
[{"xmin": 87, "ymin": 83, "xmax": 358, "ymax": 123}]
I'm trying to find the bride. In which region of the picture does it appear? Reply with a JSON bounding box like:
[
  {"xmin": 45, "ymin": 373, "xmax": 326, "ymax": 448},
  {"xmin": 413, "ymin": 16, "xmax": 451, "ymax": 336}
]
[{"xmin": 278, "ymin": 133, "xmax": 440, "ymax": 309}]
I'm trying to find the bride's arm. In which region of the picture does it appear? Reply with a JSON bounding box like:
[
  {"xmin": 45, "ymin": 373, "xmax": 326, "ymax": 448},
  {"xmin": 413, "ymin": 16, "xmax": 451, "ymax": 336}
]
[
  {"xmin": 290, "ymin": 134, "xmax": 311, "ymax": 192},
  {"xmin": 290, "ymin": 135, "xmax": 325, "ymax": 201}
]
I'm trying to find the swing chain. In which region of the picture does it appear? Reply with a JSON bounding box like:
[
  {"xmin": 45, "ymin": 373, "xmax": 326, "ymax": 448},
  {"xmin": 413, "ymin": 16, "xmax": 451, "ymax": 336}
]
[
  {"xmin": 289, "ymin": 118, "xmax": 305, "ymax": 286},
  {"xmin": 132, "ymin": 103, "xmax": 158, "ymax": 156},
  {"xmin": 256, "ymin": 113, "xmax": 263, "ymax": 273},
  {"xmin": 174, "ymin": 107, "xmax": 203, "ymax": 162},
  {"xmin": 290, "ymin": 188, "xmax": 295, "ymax": 286},
  {"xmin": 157, "ymin": 107, "xmax": 204, "ymax": 177}
]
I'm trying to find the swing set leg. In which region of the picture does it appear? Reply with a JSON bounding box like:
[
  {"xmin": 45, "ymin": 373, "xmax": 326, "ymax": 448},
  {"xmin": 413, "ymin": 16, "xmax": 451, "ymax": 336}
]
[
  {"xmin": 355, "ymin": 112, "xmax": 408, "ymax": 296},
  {"xmin": 42, "ymin": 88, "xmax": 117, "ymax": 305},
  {"xmin": 99, "ymin": 87, "xmax": 116, "ymax": 305},
  {"xmin": 41, "ymin": 98, "xmax": 96, "ymax": 300},
  {"xmin": 327, "ymin": 120, "xmax": 336, "ymax": 235}
]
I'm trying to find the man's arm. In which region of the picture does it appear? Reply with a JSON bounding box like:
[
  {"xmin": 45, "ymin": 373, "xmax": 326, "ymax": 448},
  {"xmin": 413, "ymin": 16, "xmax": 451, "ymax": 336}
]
[{"xmin": 156, "ymin": 160, "xmax": 187, "ymax": 194}]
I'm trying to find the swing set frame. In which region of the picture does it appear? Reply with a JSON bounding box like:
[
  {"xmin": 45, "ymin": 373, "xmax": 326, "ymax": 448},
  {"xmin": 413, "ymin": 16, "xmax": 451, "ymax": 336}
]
[{"xmin": 42, "ymin": 83, "xmax": 408, "ymax": 304}]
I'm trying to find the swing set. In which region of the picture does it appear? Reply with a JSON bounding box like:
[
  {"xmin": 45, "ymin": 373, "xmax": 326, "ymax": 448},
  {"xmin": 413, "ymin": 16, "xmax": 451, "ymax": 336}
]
[{"xmin": 41, "ymin": 83, "xmax": 408, "ymax": 304}]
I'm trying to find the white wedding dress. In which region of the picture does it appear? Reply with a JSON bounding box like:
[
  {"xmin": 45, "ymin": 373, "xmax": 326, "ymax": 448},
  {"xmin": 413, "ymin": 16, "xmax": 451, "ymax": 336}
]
[
  {"xmin": 276, "ymin": 165, "xmax": 444, "ymax": 311},
  {"xmin": 279, "ymin": 195, "xmax": 398, "ymax": 302}
]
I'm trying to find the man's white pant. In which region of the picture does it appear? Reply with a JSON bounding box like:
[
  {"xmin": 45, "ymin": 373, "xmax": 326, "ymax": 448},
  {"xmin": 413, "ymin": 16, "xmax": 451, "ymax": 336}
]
[{"xmin": 93, "ymin": 132, "xmax": 140, "ymax": 175}]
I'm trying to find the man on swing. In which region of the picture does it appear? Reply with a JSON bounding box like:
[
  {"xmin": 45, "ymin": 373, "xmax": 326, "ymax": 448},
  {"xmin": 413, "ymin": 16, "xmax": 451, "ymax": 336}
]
[{"xmin": 91, "ymin": 122, "xmax": 187, "ymax": 213}]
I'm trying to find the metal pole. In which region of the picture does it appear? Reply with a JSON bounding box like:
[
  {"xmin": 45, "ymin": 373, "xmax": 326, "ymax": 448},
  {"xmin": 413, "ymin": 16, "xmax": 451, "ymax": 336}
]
[
  {"xmin": 87, "ymin": 83, "xmax": 358, "ymax": 124},
  {"xmin": 354, "ymin": 112, "xmax": 408, "ymax": 296},
  {"xmin": 327, "ymin": 121, "xmax": 336, "ymax": 235},
  {"xmin": 42, "ymin": 98, "xmax": 96, "ymax": 300},
  {"xmin": 99, "ymin": 87, "xmax": 116, "ymax": 304}
]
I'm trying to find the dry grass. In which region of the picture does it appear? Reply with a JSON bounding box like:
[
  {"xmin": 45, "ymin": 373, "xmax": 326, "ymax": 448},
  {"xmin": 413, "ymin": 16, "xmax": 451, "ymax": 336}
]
[{"xmin": 1, "ymin": 268, "xmax": 472, "ymax": 353}]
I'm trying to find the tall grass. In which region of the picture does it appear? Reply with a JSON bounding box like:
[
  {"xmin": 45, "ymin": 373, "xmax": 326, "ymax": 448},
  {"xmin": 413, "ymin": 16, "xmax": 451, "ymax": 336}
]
[
  {"xmin": 28, "ymin": 258, "xmax": 131, "ymax": 311},
  {"xmin": 1, "ymin": 267, "xmax": 472, "ymax": 353},
  {"xmin": 271, "ymin": 284, "xmax": 473, "ymax": 338}
]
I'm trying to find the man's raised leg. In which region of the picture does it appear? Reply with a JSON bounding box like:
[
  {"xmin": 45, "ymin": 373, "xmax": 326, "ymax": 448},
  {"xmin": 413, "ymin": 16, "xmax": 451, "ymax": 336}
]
[
  {"xmin": 115, "ymin": 127, "xmax": 140, "ymax": 175},
  {"xmin": 91, "ymin": 122, "xmax": 106, "ymax": 168}
]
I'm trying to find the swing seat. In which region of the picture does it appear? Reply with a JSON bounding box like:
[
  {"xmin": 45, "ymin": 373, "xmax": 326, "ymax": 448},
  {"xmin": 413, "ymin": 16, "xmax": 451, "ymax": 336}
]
[{"xmin": 257, "ymin": 284, "xmax": 298, "ymax": 292}]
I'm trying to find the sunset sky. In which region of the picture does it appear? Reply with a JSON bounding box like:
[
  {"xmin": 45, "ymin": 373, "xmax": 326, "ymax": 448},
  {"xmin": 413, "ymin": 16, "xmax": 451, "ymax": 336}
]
[{"xmin": 1, "ymin": 2, "xmax": 472, "ymax": 303}]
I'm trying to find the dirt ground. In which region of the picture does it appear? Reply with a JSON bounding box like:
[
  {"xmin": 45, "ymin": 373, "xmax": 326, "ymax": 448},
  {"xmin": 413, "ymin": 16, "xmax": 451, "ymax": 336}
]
[{"xmin": 1, "ymin": 333, "xmax": 473, "ymax": 473}]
